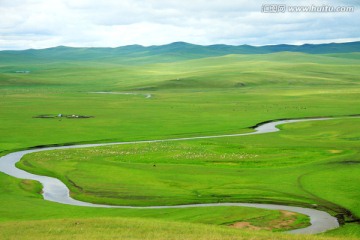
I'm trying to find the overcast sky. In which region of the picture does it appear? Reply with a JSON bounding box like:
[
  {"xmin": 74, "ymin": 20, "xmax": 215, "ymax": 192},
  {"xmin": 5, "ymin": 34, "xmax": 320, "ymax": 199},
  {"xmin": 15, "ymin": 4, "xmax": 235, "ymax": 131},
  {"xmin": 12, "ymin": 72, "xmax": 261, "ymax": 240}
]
[{"xmin": 0, "ymin": 0, "xmax": 359, "ymax": 50}]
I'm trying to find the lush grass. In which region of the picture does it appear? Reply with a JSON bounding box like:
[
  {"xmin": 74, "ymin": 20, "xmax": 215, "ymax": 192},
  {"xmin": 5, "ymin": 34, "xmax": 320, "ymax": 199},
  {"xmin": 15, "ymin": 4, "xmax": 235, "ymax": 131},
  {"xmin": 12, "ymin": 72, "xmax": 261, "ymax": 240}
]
[
  {"xmin": 1, "ymin": 85, "xmax": 359, "ymax": 154},
  {"xmin": 0, "ymin": 217, "xmax": 354, "ymax": 240},
  {"xmin": 0, "ymin": 173, "xmax": 309, "ymax": 233},
  {"xmin": 0, "ymin": 52, "xmax": 359, "ymax": 154},
  {"xmin": 0, "ymin": 52, "xmax": 359, "ymax": 239},
  {"xmin": 19, "ymin": 119, "xmax": 360, "ymax": 214}
]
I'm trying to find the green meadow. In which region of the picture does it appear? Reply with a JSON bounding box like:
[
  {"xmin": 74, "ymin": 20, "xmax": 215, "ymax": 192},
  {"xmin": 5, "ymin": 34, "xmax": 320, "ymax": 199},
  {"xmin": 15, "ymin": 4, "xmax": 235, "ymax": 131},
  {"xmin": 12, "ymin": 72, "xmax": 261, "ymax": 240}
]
[{"xmin": 0, "ymin": 49, "xmax": 360, "ymax": 239}]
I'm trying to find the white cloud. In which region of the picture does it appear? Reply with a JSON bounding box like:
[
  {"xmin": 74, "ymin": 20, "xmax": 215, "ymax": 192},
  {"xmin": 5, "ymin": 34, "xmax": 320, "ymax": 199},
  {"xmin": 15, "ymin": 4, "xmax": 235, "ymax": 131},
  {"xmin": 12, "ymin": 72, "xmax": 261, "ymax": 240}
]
[{"xmin": 0, "ymin": 0, "xmax": 358, "ymax": 50}]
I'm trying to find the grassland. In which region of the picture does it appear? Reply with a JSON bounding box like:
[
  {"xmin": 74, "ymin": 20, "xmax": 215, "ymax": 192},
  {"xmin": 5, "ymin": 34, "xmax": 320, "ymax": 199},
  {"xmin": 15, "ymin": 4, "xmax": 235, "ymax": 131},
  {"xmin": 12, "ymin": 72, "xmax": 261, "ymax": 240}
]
[
  {"xmin": 0, "ymin": 50, "xmax": 359, "ymax": 239},
  {"xmin": 17, "ymin": 118, "xmax": 360, "ymax": 208},
  {"xmin": 1, "ymin": 52, "xmax": 359, "ymax": 153},
  {"xmin": 1, "ymin": 217, "xmax": 357, "ymax": 240}
]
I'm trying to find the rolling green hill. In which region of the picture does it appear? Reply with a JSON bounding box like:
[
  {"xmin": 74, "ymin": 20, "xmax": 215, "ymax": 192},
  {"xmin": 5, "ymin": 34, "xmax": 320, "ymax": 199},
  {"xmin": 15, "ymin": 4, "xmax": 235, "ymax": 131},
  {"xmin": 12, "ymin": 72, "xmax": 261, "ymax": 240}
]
[{"xmin": 0, "ymin": 41, "xmax": 359, "ymax": 65}]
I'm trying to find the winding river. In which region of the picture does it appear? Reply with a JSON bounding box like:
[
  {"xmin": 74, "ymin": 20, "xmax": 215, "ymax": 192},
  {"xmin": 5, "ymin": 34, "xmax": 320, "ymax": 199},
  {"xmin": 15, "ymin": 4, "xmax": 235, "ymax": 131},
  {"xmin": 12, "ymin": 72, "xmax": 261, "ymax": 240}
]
[{"xmin": 0, "ymin": 117, "xmax": 342, "ymax": 234}]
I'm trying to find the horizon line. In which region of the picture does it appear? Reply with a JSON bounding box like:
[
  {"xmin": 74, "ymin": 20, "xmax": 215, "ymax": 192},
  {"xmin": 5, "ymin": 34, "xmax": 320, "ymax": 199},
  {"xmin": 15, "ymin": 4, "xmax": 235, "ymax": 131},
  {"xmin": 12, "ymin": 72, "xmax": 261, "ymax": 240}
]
[{"xmin": 1, "ymin": 39, "xmax": 360, "ymax": 52}]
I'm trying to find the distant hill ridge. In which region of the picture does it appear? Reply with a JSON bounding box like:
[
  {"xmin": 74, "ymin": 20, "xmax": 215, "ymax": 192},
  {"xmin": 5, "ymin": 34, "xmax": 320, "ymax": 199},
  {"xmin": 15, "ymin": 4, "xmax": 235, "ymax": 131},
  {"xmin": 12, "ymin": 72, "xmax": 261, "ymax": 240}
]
[{"xmin": 1, "ymin": 41, "xmax": 359, "ymax": 64}]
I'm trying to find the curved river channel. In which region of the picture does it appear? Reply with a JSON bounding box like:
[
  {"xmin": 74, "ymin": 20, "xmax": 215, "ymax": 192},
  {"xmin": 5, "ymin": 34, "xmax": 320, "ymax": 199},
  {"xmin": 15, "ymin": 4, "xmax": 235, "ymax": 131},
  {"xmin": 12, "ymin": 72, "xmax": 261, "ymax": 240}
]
[{"xmin": 0, "ymin": 117, "xmax": 343, "ymax": 234}]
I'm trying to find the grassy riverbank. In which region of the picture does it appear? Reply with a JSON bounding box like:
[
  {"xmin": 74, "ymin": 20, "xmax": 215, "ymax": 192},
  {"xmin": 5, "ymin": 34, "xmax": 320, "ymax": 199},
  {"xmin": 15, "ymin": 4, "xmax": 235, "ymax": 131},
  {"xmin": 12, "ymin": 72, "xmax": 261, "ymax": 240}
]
[
  {"xmin": 18, "ymin": 118, "xmax": 360, "ymax": 226},
  {"xmin": 1, "ymin": 51, "xmax": 359, "ymax": 239}
]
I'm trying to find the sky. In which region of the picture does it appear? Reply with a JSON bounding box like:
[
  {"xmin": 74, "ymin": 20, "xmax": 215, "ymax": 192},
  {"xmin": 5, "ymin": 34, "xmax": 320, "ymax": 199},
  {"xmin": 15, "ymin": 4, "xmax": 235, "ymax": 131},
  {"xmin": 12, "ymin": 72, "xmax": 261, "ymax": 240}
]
[{"xmin": 0, "ymin": 0, "xmax": 359, "ymax": 50}]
